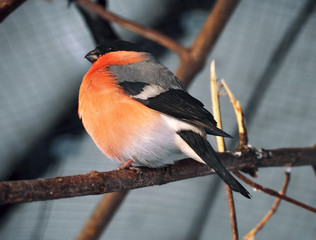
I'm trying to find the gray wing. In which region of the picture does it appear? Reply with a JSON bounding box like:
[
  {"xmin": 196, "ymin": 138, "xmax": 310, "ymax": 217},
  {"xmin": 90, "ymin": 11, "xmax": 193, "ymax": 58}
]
[{"xmin": 108, "ymin": 53, "xmax": 185, "ymax": 90}]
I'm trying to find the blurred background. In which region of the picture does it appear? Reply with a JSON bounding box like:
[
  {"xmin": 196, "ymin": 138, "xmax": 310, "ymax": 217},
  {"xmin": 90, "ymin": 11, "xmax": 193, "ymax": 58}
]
[{"xmin": 0, "ymin": 0, "xmax": 315, "ymax": 239}]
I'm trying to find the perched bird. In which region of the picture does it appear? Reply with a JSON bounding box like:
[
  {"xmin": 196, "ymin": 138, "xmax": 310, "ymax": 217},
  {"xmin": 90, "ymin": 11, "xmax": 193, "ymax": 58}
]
[{"xmin": 79, "ymin": 40, "xmax": 250, "ymax": 198}]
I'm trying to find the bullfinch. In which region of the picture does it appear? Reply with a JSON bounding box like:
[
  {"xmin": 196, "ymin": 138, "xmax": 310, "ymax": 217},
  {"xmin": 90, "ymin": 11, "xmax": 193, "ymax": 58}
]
[{"xmin": 79, "ymin": 40, "xmax": 250, "ymax": 198}]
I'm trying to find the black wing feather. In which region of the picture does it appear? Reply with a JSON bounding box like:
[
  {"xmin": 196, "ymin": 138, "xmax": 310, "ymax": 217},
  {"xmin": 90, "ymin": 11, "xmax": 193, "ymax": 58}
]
[
  {"xmin": 136, "ymin": 88, "xmax": 231, "ymax": 137},
  {"xmin": 119, "ymin": 81, "xmax": 149, "ymax": 95},
  {"xmin": 178, "ymin": 130, "xmax": 251, "ymax": 198}
]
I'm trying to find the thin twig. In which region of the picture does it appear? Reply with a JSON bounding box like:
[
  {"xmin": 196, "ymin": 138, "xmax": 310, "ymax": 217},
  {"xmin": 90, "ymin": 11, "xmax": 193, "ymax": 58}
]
[
  {"xmin": 221, "ymin": 79, "xmax": 248, "ymax": 147},
  {"xmin": 221, "ymin": 79, "xmax": 256, "ymax": 177},
  {"xmin": 234, "ymin": 171, "xmax": 315, "ymax": 213},
  {"xmin": 220, "ymin": 80, "xmax": 315, "ymax": 214},
  {"xmin": 210, "ymin": 61, "xmax": 239, "ymax": 240},
  {"xmin": 244, "ymin": 168, "xmax": 291, "ymax": 240}
]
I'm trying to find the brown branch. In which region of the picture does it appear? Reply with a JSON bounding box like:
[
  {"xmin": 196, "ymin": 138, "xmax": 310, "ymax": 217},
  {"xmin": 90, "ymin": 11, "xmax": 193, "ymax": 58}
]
[
  {"xmin": 1, "ymin": 146, "xmax": 315, "ymax": 206},
  {"xmin": 0, "ymin": 0, "xmax": 26, "ymax": 22},
  {"xmin": 76, "ymin": 191, "xmax": 128, "ymax": 240},
  {"xmin": 211, "ymin": 61, "xmax": 239, "ymax": 240},
  {"xmin": 177, "ymin": 0, "xmax": 240, "ymax": 85},
  {"xmin": 244, "ymin": 168, "xmax": 291, "ymax": 240}
]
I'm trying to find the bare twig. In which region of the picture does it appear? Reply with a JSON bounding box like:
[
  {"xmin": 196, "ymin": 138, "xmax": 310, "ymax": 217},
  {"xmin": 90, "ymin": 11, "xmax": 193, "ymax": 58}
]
[
  {"xmin": 234, "ymin": 171, "xmax": 315, "ymax": 213},
  {"xmin": 221, "ymin": 80, "xmax": 312, "ymax": 214},
  {"xmin": 244, "ymin": 168, "xmax": 291, "ymax": 240},
  {"xmin": 221, "ymin": 79, "xmax": 248, "ymax": 147},
  {"xmin": 76, "ymin": 191, "xmax": 128, "ymax": 240},
  {"xmin": 210, "ymin": 61, "xmax": 239, "ymax": 240},
  {"xmin": 221, "ymin": 79, "xmax": 257, "ymax": 177}
]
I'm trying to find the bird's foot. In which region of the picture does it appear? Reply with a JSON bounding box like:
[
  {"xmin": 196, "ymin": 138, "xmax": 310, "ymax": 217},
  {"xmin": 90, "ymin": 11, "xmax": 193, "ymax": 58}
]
[
  {"xmin": 116, "ymin": 158, "xmax": 142, "ymax": 175},
  {"xmin": 116, "ymin": 159, "xmax": 134, "ymax": 170}
]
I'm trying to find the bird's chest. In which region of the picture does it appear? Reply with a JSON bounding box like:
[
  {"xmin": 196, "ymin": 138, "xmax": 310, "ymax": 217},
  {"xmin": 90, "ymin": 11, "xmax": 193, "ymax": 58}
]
[{"xmin": 80, "ymin": 87, "xmax": 160, "ymax": 161}]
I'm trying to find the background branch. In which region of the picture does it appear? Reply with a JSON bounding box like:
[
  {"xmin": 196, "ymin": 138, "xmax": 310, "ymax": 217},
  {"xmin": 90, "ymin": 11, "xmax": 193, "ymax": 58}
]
[
  {"xmin": 76, "ymin": 191, "xmax": 128, "ymax": 240},
  {"xmin": 177, "ymin": 0, "xmax": 240, "ymax": 85}
]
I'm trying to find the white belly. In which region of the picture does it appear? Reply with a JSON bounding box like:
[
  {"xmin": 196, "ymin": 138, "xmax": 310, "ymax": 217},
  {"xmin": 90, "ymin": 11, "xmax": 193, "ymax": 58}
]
[{"xmin": 121, "ymin": 114, "xmax": 205, "ymax": 168}]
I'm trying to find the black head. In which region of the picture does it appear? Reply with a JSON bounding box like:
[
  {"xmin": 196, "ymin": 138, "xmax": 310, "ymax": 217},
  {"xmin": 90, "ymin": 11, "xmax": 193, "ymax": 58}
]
[{"xmin": 85, "ymin": 40, "xmax": 144, "ymax": 63}]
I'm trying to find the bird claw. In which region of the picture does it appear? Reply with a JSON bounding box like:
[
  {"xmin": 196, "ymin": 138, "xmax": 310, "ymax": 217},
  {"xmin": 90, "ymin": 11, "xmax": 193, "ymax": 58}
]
[
  {"xmin": 127, "ymin": 166, "xmax": 143, "ymax": 175},
  {"xmin": 116, "ymin": 164, "xmax": 142, "ymax": 176},
  {"xmin": 116, "ymin": 158, "xmax": 134, "ymax": 170},
  {"xmin": 115, "ymin": 158, "xmax": 142, "ymax": 175}
]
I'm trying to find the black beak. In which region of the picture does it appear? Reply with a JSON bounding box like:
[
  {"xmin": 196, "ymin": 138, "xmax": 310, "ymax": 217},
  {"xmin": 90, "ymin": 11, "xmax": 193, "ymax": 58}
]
[{"xmin": 85, "ymin": 49, "xmax": 100, "ymax": 63}]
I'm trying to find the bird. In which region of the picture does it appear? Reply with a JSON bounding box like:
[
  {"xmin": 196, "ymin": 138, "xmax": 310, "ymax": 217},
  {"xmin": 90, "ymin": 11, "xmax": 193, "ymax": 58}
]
[{"xmin": 78, "ymin": 40, "xmax": 251, "ymax": 198}]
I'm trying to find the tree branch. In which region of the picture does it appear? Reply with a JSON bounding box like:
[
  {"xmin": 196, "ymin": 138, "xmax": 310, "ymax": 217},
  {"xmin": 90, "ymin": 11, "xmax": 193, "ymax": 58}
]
[
  {"xmin": 1, "ymin": 146, "xmax": 315, "ymax": 205},
  {"xmin": 177, "ymin": 0, "xmax": 240, "ymax": 85}
]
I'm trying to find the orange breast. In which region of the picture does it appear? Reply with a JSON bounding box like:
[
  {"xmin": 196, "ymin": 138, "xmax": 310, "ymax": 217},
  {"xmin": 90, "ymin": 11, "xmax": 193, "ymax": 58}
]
[{"xmin": 79, "ymin": 69, "xmax": 160, "ymax": 162}]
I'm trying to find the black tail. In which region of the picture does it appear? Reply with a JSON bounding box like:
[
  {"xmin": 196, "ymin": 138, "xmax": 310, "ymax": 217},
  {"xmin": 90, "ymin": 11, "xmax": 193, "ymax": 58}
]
[{"xmin": 178, "ymin": 130, "xmax": 251, "ymax": 199}]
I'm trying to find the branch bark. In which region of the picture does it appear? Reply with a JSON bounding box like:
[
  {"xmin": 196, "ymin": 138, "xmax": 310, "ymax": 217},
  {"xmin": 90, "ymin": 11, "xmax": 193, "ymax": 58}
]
[{"xmin": 1, "ymin": 146, "xmax": 315, "ymax": 205}]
